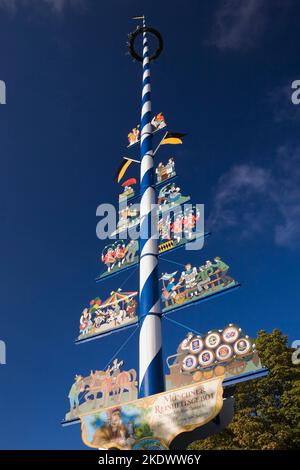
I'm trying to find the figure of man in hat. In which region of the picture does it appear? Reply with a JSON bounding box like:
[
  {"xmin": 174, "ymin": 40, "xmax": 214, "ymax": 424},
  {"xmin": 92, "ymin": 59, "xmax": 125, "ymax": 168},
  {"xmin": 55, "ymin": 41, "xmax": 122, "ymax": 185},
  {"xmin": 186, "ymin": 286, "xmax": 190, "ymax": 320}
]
[
  {"xmin": 178, "ymin": 332, "xmax": 194, "ymax": 353},
  {"xmin": 115, "ymin": 242, "xmax": 126, "ymax": 268},
  {"xmin": 68, "ymin": 375, "xmax": 84, "ymax": 415},
  {"xmin": 178, "ymin": 263, "xmax": 198, "ymax": 298},
  {"xmin": 204, "ymin": 260, "xmax": 214, "ymax": 277},
  {"xmin": 166, "ymin": 157, "xmax": 175, "ymax": 179},
  {"xmin": 161, "ymin": 272, "xmax": 178, "ymax": 308},
  {"xmin": 212, "ymin": 257, "xmax": 232, "ymax": 286},
  {"xmin": 197, "ymin": 266, "xmax": 211, "ymax": 292},
  {"xmin": 155, "ymin": 162, "xmax": 164, "ymax": 183},
  {"xmin": 94, "ymin": 308, "xmax": 106, "ymax": 329},
  {"xmin": 125, "ymin": 239, "xmax": 139, "ymax": 264},
  {"xmin": 126, "ymin": 297, "xmax": 137, "ymax": 319},
  {"xmin": 109, "ymin": 358, "xmax": 124, "ymax": 398},
  {"xmin": 183, "ymin": 209, "xmax": 198, "ymax": 240},
  {"xmin": 151, "ymin": 112, "xmax": 166, "ymax": 130},
  {"xmin": 172, "ymin": 213, "xmax": 183, "ymax": 243},
  {"xmin": 128, "ymin": 126, "xmax": 140, "ymax": 146},
  {"xmin": 79, "ymin": 308, "xmax": 92, "ymax": 336},
  {"xmin": 109, "ymin": 358, "xmax": 124, "ymax": 379},
  {"xmin": 167, "ymin": 183, "xmax": 182, "ymax": 206},
  {"xmin": 102, "ymin": 246, "xmax": 116, "ymax": 273}
]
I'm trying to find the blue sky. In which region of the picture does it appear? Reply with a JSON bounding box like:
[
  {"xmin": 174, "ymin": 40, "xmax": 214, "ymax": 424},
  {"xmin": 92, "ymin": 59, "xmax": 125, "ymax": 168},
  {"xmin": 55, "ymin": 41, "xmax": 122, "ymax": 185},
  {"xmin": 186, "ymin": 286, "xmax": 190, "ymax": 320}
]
[{"xmin": 0, "ymin": 0, "xmax": 299, "ymax": 449}]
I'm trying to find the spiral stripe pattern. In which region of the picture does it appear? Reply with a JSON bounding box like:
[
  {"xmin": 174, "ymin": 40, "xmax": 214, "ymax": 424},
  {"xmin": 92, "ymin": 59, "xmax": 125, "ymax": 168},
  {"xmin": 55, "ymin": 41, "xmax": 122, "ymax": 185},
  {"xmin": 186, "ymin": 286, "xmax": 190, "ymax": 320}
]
[{"xmin": 138, "ymin": 23, "xmax": 165, "ymax": 397}]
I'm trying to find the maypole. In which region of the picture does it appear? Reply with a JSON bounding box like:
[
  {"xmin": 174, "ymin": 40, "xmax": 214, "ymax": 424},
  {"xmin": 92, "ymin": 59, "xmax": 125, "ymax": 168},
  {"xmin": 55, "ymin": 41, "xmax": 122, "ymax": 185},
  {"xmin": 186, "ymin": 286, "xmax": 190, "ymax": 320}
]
[
  {"xmin": 138, "ymin": 17, "xmax": 165, "ymax": 397},
  {"xmin": 62, "ymin": 17, "xmax": 269, "ymax": 452}
]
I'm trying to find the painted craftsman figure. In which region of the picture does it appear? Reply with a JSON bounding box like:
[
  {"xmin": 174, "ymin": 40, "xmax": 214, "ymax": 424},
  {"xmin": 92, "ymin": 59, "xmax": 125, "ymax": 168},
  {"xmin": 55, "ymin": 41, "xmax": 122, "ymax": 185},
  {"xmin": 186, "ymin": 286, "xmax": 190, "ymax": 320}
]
[
  {"xmin": 127, "ymin": 126, "xmax": 140, "ymax": 146},
  {"xmin": 212, "ymin": 257, "xmax": 233, "ymax": 286},
  {"xmin": 79, "ymin": 308, "xmax": 92, "ymax": 336},
  {"xmin": 115, "ymin": 242, "xmax": 126, "ymax": 268},
  {"xmin": 68, "ymin": 375, "xmax": 84, "ymax": 416},
  {"xmin": 102, "ymin": 247, "xmax": 116, "ymax": 272},
  {"xmin": 161, "ymin": 272, "xmax": 178, "ymax": 308},
  {"xmin": 184, "ymin": 209, "xmax": 200, "ymax": 240},
  {"xmin": 125, "ymin": 239, "xmax": 139, "ymax": 263},
  {"xmin": 118, "ymin": 205, "xmax": 139, "ymax": 231},
  {"xmin": 158, "ymin": 214, "xmax": 171, "ymax": 240},
  {"xmin": 109, "ymin": 358, "xmax": 124, "ymax": 379},
  {"xmin": 178, "ymin": 263, "xmax": 198, "ymax": 298},
  {"xmin": 172, "ymin": 213, "xmax": 183, "ymax": 243},
  {"xmin": 166, "ymin": 157, "xmax": 175, "ymax": 179},
  {"xmin": 158, "ymin": 183, "xmax": 182, "ymax": 208},
  {"xmin": 156, "ymin": 157, "xmax": 175, "ymax": 183},
  {"xmin": 119, "ymin": 184, "xmax": 135, "ymax": 201},
  {"xmin": 151, "ymin": 112, "xmax": 166, "ymax": 130},
  {"xmin": 197, "ymin": 266, "xmax": 211, "ymax": 292}
]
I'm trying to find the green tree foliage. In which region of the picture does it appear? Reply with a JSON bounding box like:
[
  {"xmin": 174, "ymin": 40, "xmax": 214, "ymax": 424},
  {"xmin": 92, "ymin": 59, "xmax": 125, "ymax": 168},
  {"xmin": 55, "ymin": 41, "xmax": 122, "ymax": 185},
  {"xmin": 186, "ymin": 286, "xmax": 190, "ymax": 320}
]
[{"xmin": 189, "ymin": 330, "xmax": 300, "ymax": 450}]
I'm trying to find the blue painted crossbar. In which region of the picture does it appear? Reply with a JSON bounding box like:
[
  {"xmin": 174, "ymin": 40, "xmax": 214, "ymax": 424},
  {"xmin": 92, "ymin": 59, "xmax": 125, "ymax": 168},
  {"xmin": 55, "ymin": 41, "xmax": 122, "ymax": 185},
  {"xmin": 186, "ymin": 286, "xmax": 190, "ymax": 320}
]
[{"xmin": 74, "ymin": 321, "xmax": 138, "ymax": 345}]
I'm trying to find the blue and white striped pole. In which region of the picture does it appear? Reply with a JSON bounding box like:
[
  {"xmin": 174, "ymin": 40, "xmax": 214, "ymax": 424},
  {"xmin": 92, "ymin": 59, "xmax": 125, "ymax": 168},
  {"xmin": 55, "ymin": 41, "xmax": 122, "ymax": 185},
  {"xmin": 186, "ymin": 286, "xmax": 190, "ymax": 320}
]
[{"xmin": 139, "ymin": 19, "xmax": 165, "ymax": 397}]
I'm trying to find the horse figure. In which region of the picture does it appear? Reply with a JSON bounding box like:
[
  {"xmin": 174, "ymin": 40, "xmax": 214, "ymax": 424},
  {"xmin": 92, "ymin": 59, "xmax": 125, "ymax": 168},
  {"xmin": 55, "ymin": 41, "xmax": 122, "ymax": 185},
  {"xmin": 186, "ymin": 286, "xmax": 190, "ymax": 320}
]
[
  {"xmin": 83, "ymin": 370, "xmax": 109, "ymax": 408},
  {"xmin": 112, "ymin": 369, "xmax": 138, "ymax": 403},
  {"xmin": 82, "ymin": 368, "xmax": 138, "ymax": 409}
]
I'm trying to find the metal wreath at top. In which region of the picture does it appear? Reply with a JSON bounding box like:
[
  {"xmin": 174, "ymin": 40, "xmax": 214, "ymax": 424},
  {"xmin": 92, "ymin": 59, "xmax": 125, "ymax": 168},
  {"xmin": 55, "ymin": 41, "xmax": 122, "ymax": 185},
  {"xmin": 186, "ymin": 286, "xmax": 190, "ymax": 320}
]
[{"xmin": 128, "ymin": 26, "xmax": 163, "ymax": 62}]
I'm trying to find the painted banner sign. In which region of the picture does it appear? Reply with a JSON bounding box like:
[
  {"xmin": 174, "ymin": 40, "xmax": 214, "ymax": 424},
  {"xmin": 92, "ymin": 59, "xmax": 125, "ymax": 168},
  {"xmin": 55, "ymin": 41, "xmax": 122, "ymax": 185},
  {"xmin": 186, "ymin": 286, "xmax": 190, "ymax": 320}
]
[
  {"xmin": 80, "ymin": 376, "xmax": 224, "ymax": 450},
  {"xmin": 119, "ymin": 178, "xmax": 137, "ymax": 202},
  {"xmin": 111, "ymin": 191, "xmax": 192, "ymax": 238},
  {"xmin": 98, "ymin": 240, "xmax": 139, "ymax": 279},
  {"xmin": 155, "ymin": 158, "xmax": 176, "ymax": 184},
  {"xmin": 157, "ymin": 182, "xmax": 190, "ymax": 214},
  {"xmin": 65, "ymin": 359, "xmax": 138, "ymax": 423},
  {"xmin": 78, "ymin": 290, "xmax": 138, "ymax": 342},
  {"xmin": 111, "ymin": 203, "xmax": 140, "ymax": 237},
  {"xmin": 161, "ymin": 257, "xmax": 239, "ymax": 313},
  {"xmin": 127, "ymin": 112, "xmax": 167, "ymax": 147},
  {"xmin": 118, "ymin": 158, "xmax": 177, "ymax": 204},
  {"xmin": 165, "ymin": 324, "xmax": 262, "ymax": 391}
]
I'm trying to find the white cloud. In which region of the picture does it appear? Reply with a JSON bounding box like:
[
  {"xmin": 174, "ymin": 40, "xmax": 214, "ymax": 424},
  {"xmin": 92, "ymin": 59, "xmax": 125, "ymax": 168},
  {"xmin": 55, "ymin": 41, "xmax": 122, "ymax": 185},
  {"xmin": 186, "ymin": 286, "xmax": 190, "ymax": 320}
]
[
  {"xmin": 209, "ymin": 145, "xmax": 300, "ymax": 249},
  {"xmin": 268, "ymin": 84, "xmax": 300, "ymax": 123},
  {"xmin": 209, "ymin": 0, "xmax": 266, "ymax": 50},
  {"xmin": 209, "ymin": 0, "xmax": 291, "ymax": 51},
  {"xmin": 0, "ymin": 0, "xmax": 84, "ymax": 13}
]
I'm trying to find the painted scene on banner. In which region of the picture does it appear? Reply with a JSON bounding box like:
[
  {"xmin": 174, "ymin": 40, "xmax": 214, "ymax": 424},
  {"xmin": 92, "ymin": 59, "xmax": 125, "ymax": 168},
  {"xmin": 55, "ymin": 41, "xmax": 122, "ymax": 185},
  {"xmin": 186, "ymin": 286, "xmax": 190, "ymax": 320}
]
[
  {"xmin": 80, "ymin": 377, "xmax": 224, "ymax": 450},
  {"xmin": 112, "ymin": 185, "xmax": 191, "ymax": 238},
  {"xmin": 65, "ymin": 359, "xmax": 138, "ymax": 423},
  {"xmin": 119, "ymin": 178, "xmax": 137, "ymax": 202},
  {"xmin": 98, "ymin": 240, "xmax": 139, "ymax": 279},
  {"xmin": 118, "ymin": 157, "xmax": 176, "ymax": 203},
  {"xmin": 127, "ymin": 112, "xmax": 167, "ymax": 147},
  {"xmin": 96, "ymin": 205, "xmax": 205, "ymax": 280},
  {"xmin": 157, "ymin": 182, "xmax": 190, "ymax": 214},
  {"xmin": 78, "ymin": 290, "xmax": 138, "ymax": 342},
  {"xmin": 161, "ymin": 257, "xmax": 239, "ymax": 313},
  {"xmin": 110, "ymin": 203, "xmax": 140, "ymax": 237},
  {"xmin": 165, "ymin": 324, "xmax": 262, "ymax": 391},
  {"xmin": 155, "ymin": 157, "xmax": 176, "ymax": 184}
]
